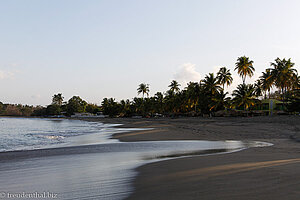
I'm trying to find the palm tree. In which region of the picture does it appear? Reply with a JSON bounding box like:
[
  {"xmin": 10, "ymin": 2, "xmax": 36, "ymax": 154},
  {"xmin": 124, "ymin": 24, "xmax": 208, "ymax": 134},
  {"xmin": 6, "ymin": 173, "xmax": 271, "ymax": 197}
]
[
  {"xmin": 164, "ymin": 90, "xmax": 181, "ymax": 114},
  {"xmin": 293, "ymin": 74, "xmax": 300, "ymax": 89},
  {"xmin": 154, "ymin": 92, "xmax": 164, "ymax": 102},
  {"xmin": 210, "ymin": 90, "xmax": 231, "ymax": 111},
  {"xmin": 132, "ymin": 97, "xmax": 144, "ymax": 114},
  {"xmin": 232, "ymin": 84, "xmax": 257, "ymax": 111},
  {"xmin": 202, "ymin": 73, "xmax": 222, "ymax": 95},
  {"xmin": 217, "ymin": 67, "xmax": 233, "ymax": 90},
  {"xmin": 52, "ymin": 93, "xmax": 64, "ymax": 106},
  {"xmin": 185, "ymin": 82, "xmax": 201, "ymax": 112},
  {"xmin": 269, "ymin": 58, "xmax": 297, "ymax": 101},
  {"xmin": 202, "ymin": 73, "xmax": 222, "ymax": 115},
  {"xmin": 254, "ymin": 79, "xmax": 263, "ymax": 98},
  {"xmin": 168, "ymin": 80, "xmax": 181, "ymax": 94},
  {"xmin": 154, "ymin": 92, "xmax": 164, "ymax": 113},
  {"xmin": 235, "ymin": 56, "xmax": 255, "ymax": 84},
  {"xmin": 120, "ymin": 99, "xmax": 131, "ymax": 116},
  {"xmin": 259, "ymin": 69, "xmax": 273, "ymax": 99},
  {"xmin": 137, "ymin": 83, "xmax": 150, "ymax": 98}
]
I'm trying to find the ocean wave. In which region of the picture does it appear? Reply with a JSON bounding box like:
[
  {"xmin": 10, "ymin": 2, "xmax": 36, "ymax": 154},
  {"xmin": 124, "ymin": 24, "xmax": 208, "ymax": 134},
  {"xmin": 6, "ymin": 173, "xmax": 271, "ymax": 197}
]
[{"xmin": 43, "ymin": 135, "xmax": 65, "ymax": 140}]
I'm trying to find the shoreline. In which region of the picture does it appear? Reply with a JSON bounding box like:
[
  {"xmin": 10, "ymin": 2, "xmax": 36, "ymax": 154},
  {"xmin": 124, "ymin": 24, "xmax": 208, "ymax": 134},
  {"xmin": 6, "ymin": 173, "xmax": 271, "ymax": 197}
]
[
  {"xmin": 1, "ymin": 116, "xmax": 299, "ymax": 199},
  {"xmin": 103, "ymin": 116, "xmax": 299, "ymax": 200},
  {"xmin": 86, "ymin": 116, "xmax": 300, "ymax": 200}
]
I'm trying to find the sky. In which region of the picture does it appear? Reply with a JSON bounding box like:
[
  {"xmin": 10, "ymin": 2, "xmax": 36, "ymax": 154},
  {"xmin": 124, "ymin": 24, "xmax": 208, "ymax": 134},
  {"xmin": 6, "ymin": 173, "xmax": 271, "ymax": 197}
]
[{"xmin": 0, "ymin": 0, "xmax": 300, "ymax": 105}]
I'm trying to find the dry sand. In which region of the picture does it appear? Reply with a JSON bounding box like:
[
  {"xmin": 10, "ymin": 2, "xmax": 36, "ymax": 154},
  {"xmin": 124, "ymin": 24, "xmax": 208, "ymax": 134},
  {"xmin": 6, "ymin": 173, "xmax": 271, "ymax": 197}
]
[{"xmin": 91, "ymin": 116, "xmax": 300, "ymax": 200}]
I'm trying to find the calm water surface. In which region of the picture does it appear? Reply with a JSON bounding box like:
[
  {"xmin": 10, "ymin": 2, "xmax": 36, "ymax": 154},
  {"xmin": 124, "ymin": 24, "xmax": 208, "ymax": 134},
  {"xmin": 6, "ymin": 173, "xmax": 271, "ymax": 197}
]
[{"xmin": 0, "ymin": 117, "xmax": 136, "ymax": 152}]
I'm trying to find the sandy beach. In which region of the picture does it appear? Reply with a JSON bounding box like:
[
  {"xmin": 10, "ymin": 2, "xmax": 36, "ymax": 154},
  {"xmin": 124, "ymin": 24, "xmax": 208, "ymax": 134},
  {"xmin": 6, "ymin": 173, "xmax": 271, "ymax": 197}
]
[
  {"xmin": 2, "ymin": 1, "xmax": 300, "ymax": 199},
  {"xmin": 89, "ymin": 116, "xmax": 300, "ymax": 200},
  {"xmin": 0, "ymin": 116, "xmax": 299, "ymax": 200}
]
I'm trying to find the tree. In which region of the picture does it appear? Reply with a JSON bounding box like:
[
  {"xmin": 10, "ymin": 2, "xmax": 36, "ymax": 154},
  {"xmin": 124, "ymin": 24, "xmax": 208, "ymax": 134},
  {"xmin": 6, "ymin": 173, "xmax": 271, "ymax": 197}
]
[
  {"xmin": 132, "ymin": 97, "xmax": 145, "ymax": 115},
  {"xmin": 185, "ymin": 82, "xmax": 201, "ymax": 112},
  {"xmin": 0, "ymin": 102, "xmax": 3, "ymax": 114},
  {"xmin": 254, "ymin": 79, "xmax": 263, "ymax": 98},
  {"xmin": 287, "ymin": 88, "xmax": 300, "ymax": 112},
  {"xmin": 201, "ymin": 74, "xmax": 222, "ymax": 114},
  {"xmin": 259, "ymin": 69, "xmax": 273, "ymax": 99},
  {"xmin": 52, "ymin": 93, "xmax": 64, "ymax": 106},
  {"xmin": 46, "ymin": 104, "xmax": 62, "ymax": 115},
  {"xmin": 210, "ymin": 90, "xmax": 231, "ymax": 112},
  {"xmin": 86, "ymin": 103, "xmax": 100, "ymax": 114},
  {"xmin": 137, "ymin": 83, "xmax": 150, "ymax": 98},
  {"xmin": 66, "ymin": 96, "xmax": 87, "ymax": 115},
  {"xmin": 4, "ymin": 105, "xmax": 22, "ymax": 116},
  {"xmin": 232, "ymin": 84, "xmax": 257, "ymax": 111},
  {"xmin": 119, "ymin": 99, "xmax": 131, "ymax": 117},
  {"xmin": 154, "ymin": 92, "xmax": 164, "ymax": 114},
  {"xmin": 269, "ymin": 58, "xmax": 298, "ymax": 101},
  {"xmin": 235, "ymin": 56, "xmax": 255, "ymax": 84},
  {"xmin": 291, "ymin": 74, "xmax": 300, "ymax": 90},
  {"xmin": 217, "ymin": 67, "xmax": 233, "ymax": 90},
  {"xmin": 202, "ymin": 73, "xmax": 222, "ymax": 96},
  {"xmin": 168, "ymin": 80, "xmax": 181, "ymax": 94},
  {"xmin": 101, "ymin": 98, "xmax": 121, "ymax": 117}
]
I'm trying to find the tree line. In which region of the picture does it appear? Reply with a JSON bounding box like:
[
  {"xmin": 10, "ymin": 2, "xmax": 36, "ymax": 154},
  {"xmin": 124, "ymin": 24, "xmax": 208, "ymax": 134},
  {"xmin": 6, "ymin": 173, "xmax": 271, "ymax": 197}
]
[
  {"xmin": 1, "ymin": 56, "xmax": 299, "ymax": 117},
  {"xmin": 101, "ymin": 56, "xmax": 299, "ymax": 117},
  {"xmin": 0, "ymin": 95, "xmax": 99, "ymax": 117}
]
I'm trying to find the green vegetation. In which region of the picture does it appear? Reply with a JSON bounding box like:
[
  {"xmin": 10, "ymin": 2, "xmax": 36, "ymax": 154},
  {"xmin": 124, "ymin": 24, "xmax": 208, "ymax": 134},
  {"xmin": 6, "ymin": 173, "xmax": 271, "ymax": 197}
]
[
  {"xmin": 235, "ymin": 56, "xmax": 255, "ymax": 84},
  {"xmin": 217, "ymin": 67, "xmax": 233, "ymax": 90},
  {"xmin": 0, "ymin": 56, "xmax": 299, "ymax": 117},
  {"xmin": 137, "ymin": 83, "xmax": 150, "ymax": 98},
  {"xmin": 0, "ymin": 102, "xmax": 38, "ymax": 116}
]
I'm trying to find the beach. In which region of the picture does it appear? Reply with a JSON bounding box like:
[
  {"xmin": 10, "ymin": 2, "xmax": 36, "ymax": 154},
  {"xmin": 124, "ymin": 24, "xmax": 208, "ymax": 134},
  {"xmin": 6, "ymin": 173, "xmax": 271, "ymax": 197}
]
[
  {"xmin": 90, "ymin": 116, "xmax": 300, "ymax": 200},
  {"xmin": 0, "ymin": 116, "xmax": 299, "ymax": 200},
  {"xmin": 2, "ymin": 1, "xmax": 300, "ymax": 199}
]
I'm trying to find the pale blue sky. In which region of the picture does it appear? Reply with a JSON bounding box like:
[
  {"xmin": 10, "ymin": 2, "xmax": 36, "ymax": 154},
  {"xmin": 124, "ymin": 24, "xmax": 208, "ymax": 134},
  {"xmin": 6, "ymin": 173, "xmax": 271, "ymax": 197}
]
[{"xmin": 0, "ymin": 0, "xmax": 299, "ymax": 105}]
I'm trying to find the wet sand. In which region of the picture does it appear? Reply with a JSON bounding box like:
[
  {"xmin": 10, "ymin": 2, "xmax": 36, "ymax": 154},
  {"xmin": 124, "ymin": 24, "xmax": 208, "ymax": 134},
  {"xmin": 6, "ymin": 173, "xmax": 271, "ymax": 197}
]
[{"xmin": 89, "ymin": 116, "xmax": 300, "ymax": 200}]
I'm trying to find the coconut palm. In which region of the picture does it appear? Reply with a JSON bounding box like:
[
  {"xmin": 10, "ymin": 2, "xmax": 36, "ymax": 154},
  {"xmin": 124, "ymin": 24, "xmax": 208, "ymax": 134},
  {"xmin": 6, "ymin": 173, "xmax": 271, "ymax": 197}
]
[
  {"xmin": 288, "ymin": 68, "xmax": 299, "ymax": 90},
  {"xmin": 137, "ymin": 83, "xmax": 150, "ymax": 98},
  {"xmin": 254, "ymin": 79, "xmax": 263, "ymax": 98},
  {"xmin": 259, "ymin": 69, "xmax": 273, "ymax": 99},
  {"xmin": 168, "ymin": 80, "xmax": 181, "ymax": 94},
  {"xmin": 164, "ymin": 90, "xmax": 181, "ymax": 114},
  {"xmin": 132, "ymin": 97, "xmax": 144, "ymax": 114},
  {"xmin": 235, "ymin": 56, "xmax": 255, "ymax": 84},
  {"xmin": 269, "ymin": 58, "xmax": 297, "ymax": 101},
  {"xmin": 154, "ymin": 92, "xmax": 164, "ymax": 113},
  {"xmin": 216, "ymin": 67, "xmax": 233, "ymax": 90},
  {"xmin": 210, "ymin": 90, "xmax": 231, "ymax": 111},
  {"xmin": 120, "ymin": 99, "xmax": 131, "ymax": 116},
  {"xmin": 293, "ymin": 74, "xmax": 300, "ymax": 89},
  {"xmin": 232, "ymin": 84, "xmax": 257, "ymax": 111},
  {"xmin": 202, "ymin": 73, "xmax": 222, "ymax": 95},
  {"xmin": 185, "ymin": 82, "xmax": 201, "ymax": 112},
  {"xmin": 154, "ymin": 92, "xmax": 164, "ymax": 102}
]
